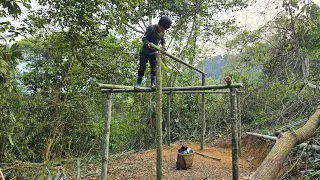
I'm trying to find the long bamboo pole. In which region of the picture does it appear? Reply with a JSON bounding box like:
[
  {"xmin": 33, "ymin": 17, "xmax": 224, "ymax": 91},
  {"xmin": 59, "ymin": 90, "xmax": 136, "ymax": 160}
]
[
  {"xmin": 155, "ymin": 53, "xmax": 163, "ymax": 180},
  {"xmin": 164, "ymin": 91, "xmax": 245, "ymax": 94},
  {"xmin": 149, "ymin": 44, "xmax": 207, "ymax": 75},
  {"xmin": 246, "ymin": 132, "xmax": 278, "ymax": 141},
  {"xmin": 230, "ymin": 87, "xmax": 238, "ymax": 180},
  {"xmin": 167, "ymin": 94, "xmax": 171, "ymax": 146},
  {"xmin": 102, "ymin": 90, "xmax": 245, "ymax": 94},
  {"xmin": 101, "ymin": 93, "xmax": 112, "ymax": 180},
  {"xmin": 237, "ymin": 92, "xmax": 242, "ymax": 156},
  {"xmin": 97, "ymin": 83, "xmax": 242, "ymax": 90},
  {"xmin": 201, "ymin": 73, "xmax": 206, "ymax": 150},
  {"xmin": 101, "ymin": 89, "xmax": 245, "ymax": 93}
]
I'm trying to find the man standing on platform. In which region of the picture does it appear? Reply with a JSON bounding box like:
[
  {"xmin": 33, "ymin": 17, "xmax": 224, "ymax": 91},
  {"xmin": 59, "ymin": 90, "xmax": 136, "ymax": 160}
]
[{"xmin": 134, "ymin": 16, "xmax": 172, "ymax": 89}]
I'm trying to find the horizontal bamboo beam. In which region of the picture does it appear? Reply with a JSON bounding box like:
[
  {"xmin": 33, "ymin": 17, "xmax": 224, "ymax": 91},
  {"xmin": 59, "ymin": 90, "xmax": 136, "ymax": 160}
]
[
  {"xmin": 150, "ymin": 44, "xmax": 207, "ymax": 75},
  {"xmin": 100, "ymin": 89, "xmax": 245, "ymax": 94},
  {"xmin": 97, "ymin": 83, "xmax": 242, "ymax": 90},
  {"xmin": 96, "ymin": 83, "xmax": 150, "ymax": 90},
  {"xmin": 163, "ymin": 91, "xmax": 245, "ymax": 94},
  {"xmin": 98, "ymin": 83, "xmax": 243, "ymax": 93}
]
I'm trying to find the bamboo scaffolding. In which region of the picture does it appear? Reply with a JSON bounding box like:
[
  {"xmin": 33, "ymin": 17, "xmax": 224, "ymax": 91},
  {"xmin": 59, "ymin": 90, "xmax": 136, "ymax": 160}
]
[{"xmin": 150, "ymin": 44, "xmax": 207, "ymax": 75}]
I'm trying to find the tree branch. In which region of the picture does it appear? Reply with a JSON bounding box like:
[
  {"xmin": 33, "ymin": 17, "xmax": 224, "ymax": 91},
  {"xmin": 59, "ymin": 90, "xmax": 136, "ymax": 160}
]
[
  {"xmin": 141, "ymin": 18, "xmax": 148, "ymax": 29},
  {"xmin": 123, "ymin": 22, "xmax": 144, "ymax": 34},
  {"xmin": 137, "ymin": 21, "xmax": 146, "ymax": 33}
]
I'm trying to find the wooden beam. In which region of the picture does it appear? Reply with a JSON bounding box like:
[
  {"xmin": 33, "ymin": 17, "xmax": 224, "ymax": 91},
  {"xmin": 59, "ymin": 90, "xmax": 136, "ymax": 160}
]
[{"xmin": 149, "ymin": 44, "xmax": 207, "ymax": 75}]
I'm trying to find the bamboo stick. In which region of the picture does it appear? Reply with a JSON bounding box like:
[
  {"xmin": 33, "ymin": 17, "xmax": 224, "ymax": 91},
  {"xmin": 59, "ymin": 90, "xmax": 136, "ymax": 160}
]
[
  {"xmin": 155, "ymin": 53, "xmax": 163, "ymax": 180},
  {"xmin": 101, "ymin": 93, "xmax": 112, "ymax": 180},
  {"xmin": 97, "ymin": 83, "xmax": 243, "ymax": 91},
  {"xmin": 77, "ymin": 158, "xmax": 81, "ymax": 180},
  {"xmin": 230, "ymin": 87, "xmax": 238, "ymax": 180},
  {"xmin": 246, "ymin": 132, "xmax": 278, "ymax": 141},
  {"xmin": 201, "ymin": 74, "xmax": 206, "ymax": 150},
  {"xmin": 194, "ymin": 151, "xmax": 221, "ymax": 161},
  {"xmin": 149, "ymin": 44, "xmax": 207, "ymax": 75},
  {"xmin": 167, "ymin": 94, "xmax": 171, "ymax": 147},
  {"xmin": 164, "ymin": 91, "xmax": 245, "ymax": 94},
  {"xmin": 101, "ymin": 89, "xmax": 245, "ymax": 93},
  {"xmin": 237, "ymin": 93, "xmax": 242, "ymax": 156}
]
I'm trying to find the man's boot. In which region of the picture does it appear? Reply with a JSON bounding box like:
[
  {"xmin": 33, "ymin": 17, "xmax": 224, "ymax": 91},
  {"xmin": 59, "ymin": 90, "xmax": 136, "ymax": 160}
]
[
  {"xmin": 151, "ymin": 76, "xmax": 156, "ymax": 89},
  {"xmin": 134, "ymin": 77, "xmax": 143, "ymax": 89}
]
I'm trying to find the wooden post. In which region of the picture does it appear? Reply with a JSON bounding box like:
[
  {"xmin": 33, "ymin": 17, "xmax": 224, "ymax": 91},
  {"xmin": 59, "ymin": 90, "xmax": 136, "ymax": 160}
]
[
  {"xmin": 166, "ymin": 94, "xmax": 171, "ymax": 146},
  {"xmin": 101, "ymin": 93, "xmax": 112, "ymax": 180},
  {"xmin": 230, "ymin": 87, "xmax": 238, "ymax": 180},
  {"xmin": 201, "ymin": 73, "xmax": 206, "ymax": 150},
  {"xmin": 155, "ymin": 52, "xmax": 163, "ymax": 180},
  {"xmin": 237, "ymin": 92, "xmax": 241, "ymax": 156}
]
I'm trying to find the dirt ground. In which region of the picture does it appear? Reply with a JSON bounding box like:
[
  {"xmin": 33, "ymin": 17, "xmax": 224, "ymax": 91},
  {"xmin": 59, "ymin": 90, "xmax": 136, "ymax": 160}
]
[{"xmin": 106, "ymin": 136, "xmax": 272, "ymax": 180}]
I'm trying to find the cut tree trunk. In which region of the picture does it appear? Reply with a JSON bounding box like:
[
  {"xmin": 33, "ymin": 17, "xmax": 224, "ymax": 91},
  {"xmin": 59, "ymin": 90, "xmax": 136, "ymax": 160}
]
[{"xmin": 251, "ymin": 105, "xmax": 320, "ymax": 180}]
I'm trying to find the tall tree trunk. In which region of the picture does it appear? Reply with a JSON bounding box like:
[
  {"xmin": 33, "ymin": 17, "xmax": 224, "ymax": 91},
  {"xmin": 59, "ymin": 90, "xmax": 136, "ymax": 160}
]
[{"xmin": 251, "ymin": 105, "xmax": 320, "ymax": 180}]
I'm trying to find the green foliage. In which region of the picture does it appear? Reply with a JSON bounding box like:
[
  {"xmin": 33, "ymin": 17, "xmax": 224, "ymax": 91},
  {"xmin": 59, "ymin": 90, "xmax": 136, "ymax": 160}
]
[{"xmin": 0, "ymin": 0, "xmax": 30, "ymax": 41}]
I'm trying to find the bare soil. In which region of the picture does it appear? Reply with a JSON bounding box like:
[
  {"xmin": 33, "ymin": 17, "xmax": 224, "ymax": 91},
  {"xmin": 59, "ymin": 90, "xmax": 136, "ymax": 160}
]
[{"xmin": 106, "ymin": 136, "xmax": 272, "ymax": 180}]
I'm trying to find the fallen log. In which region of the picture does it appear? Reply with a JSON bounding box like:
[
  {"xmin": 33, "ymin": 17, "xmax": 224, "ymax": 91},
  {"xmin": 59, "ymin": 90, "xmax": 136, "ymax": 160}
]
[
  {"xmin": 245, "ymin": 132, "xmax": 320, "ymax": 152},
  {"xmin": 251, "ymin": 105, "xmax": 320, "ymax": 180},
  {"xmin": 194, "ymin": 151, "xmax": 221, "ymax": 161}
]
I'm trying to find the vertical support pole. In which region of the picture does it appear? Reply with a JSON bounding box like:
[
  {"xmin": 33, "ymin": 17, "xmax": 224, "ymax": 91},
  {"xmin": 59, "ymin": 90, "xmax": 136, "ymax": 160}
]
[
  {"xmin": 155, "ymin": 52, "xmax": 163, "ymax": 180},
  {"xmin": 77, "ymin": 158, "xmax": 81, "ymax": 180},
  {"xmin": 237, "ymin": 91, "xmax": 241, "ymax": 156},
  {"xmin": 101, "ymin": 93, "xmax": 112, "ymax": 180},
  {"xmin": 166, "ymin": 93, "xmax": 171, "ymax": 146},
  {"xmin": 230, "ymin": 87, "xmax": 238, "ymax": 180},
  {"xmin": 200, "ymin": 73, "xmax": 206, "ymax": 150}
]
